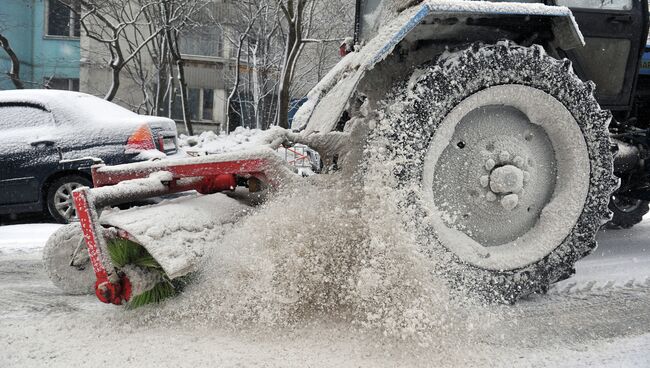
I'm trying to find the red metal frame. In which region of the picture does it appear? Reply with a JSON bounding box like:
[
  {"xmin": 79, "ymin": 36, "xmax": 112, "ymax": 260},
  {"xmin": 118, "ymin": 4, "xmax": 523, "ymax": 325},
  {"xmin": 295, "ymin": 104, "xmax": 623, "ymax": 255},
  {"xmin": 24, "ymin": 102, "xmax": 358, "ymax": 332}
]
[
  {"xmin": 74, "ymin": 155, "xmax": 282, "ymax": 305},
  {"xmin": 284, "ymin": 147, "xmax": 310, "ymax": 166},
  {"xmin": 91, "ymin": 159, "xmax": 269, "ymax": 187}
]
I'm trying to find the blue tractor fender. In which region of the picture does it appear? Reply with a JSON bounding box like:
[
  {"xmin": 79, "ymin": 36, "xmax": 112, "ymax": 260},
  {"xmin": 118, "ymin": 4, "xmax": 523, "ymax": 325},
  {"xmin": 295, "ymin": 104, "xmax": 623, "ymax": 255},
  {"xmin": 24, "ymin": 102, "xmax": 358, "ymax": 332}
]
[
  {"xmin": 640, "ymin": 43, "xmax": 650, "ymax": 75},
  {"xmin": 293, "ymin": 0, "xmax": 585, "ymax": 135}
]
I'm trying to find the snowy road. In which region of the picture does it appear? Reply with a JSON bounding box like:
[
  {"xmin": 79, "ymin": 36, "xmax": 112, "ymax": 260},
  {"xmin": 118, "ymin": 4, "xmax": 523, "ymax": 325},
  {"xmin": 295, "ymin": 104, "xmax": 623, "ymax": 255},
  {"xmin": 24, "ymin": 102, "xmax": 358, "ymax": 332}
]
[{"xmin": 0, "ymin": 221, "xmax": 649, "ymax": 367}]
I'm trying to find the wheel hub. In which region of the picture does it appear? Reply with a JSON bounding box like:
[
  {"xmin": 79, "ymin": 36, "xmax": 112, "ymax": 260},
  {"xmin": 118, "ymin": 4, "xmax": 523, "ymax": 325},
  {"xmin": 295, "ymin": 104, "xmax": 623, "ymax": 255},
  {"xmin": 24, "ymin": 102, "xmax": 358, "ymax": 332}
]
[
  {"xmin": 428, "ymin": 104, "xmax": 557, "ymax": 247},
  {"xmin": 421, "ymin": 85, "xmax": 591, "ymax": 271},
  {"xmin": 54, "ymin": 182, "xmax": 85, "ymax": 221},
  {"xmin": 482, "ymin": 157, "xmax": 529, "ymax": 211}
]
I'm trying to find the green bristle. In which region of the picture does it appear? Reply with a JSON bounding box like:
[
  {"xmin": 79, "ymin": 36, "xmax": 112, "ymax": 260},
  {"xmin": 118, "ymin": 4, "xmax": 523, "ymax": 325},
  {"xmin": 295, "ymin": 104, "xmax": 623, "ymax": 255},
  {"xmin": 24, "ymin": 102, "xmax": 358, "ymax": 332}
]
[
  {"xmin": 107, "ymin": 238, "xmax": 145, "ymax": 268},
  {"xmin": 106, "ymin": 238, "xmax": 178, "ymax": 308},
  {"xmin": 127, "ymin": 281, "xmax": 176, "ymax": 309}
]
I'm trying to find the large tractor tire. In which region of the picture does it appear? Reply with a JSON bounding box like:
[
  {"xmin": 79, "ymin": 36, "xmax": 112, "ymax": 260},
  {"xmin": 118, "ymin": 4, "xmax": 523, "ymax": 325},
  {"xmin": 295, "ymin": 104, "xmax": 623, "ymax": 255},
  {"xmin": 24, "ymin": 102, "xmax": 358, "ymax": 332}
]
[
  {"xmin": 43, "ymin": 223, "xmax": 95, "ymax": 295},
  {"xmin": 607, "ymin": 195, "xmax": 650, "ymax": 229},
  {"xmin": 365, "ymin": 42, "xmax": 617, "ymax": 303}
]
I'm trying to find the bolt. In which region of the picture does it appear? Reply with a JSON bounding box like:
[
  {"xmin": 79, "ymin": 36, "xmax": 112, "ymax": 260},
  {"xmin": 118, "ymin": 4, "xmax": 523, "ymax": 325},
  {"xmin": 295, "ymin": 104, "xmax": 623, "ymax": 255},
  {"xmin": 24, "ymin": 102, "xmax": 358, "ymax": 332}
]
[
  {"xmin": 480, "ymin": 175, "xmax": 490, "ymax": 188},
  {"xmin": 501, "ymin": 194, "xmax": 519, "ymax": 211},
  {"xmin": 486, "ymin": 192, "xmax": 497, "ymax": 202},
  {"xmin": 514, "ymin": 156, "xmax": 525, "ymax": 168},
  {"xmin": 489, "ymin": 165, "xmax": 524, "ymax": 194},
  {"xmin": 485, "ymin": 158, "xmax": 496, "ymax": 171},
  {"xmin": 499, "ymin": 151, "xmax": 510, "ymax": 162}
]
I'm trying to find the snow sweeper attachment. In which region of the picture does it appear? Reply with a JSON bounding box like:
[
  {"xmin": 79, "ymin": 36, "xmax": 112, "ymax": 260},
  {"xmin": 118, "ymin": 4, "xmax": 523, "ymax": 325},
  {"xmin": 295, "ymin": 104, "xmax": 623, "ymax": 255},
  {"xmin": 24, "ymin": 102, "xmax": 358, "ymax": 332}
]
[{"xmin": 43, "ymin": 146, "xmax": 297, "ymax": 307}]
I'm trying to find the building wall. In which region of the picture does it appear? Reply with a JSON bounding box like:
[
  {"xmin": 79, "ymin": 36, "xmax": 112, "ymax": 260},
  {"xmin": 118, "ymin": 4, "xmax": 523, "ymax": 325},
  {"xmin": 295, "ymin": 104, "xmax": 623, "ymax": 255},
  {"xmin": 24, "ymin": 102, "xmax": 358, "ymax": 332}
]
[
  {"xmin": 0, "ymin": 0, "xmax": 79, "ymax": 90},
  {"xmin": 79, "ymin": 0, "xmax": 234, "ymax": 134}
]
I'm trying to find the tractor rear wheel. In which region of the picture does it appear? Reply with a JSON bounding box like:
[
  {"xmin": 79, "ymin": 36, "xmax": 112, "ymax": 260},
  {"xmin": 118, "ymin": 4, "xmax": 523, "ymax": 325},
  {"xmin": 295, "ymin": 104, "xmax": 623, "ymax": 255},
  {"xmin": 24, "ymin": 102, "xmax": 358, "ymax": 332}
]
[
  {"xmin": 365, "ymin": 42, "xmax": 617, "ymax": 302},
  {"xmin": 607, "ymin": 195, "xmax": 649, "ymax": 229}
]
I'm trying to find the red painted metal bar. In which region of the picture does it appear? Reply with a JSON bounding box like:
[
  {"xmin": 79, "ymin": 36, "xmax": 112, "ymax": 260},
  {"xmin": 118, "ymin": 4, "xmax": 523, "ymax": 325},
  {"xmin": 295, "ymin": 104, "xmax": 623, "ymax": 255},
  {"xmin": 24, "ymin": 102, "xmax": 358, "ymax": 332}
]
[
  {"xmin": 73, "ymin": 188, "xmax": 131, "ymax": 305},
  {"xmin": 72, "ymin": 189, "xmax": 109, "ymax": 282},
  {"xmin": 92, "ymin": 159, "xmax": 269, "ymax": 188},
  {"xmin": 284, "ymin": 147, "xmax": 309, "ymax": 165}
]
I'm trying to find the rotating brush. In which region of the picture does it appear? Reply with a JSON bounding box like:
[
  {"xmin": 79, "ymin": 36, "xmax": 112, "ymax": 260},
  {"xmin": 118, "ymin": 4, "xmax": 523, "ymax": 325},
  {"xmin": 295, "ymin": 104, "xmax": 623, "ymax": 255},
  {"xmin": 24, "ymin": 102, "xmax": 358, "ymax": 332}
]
[{"xmin": 107, "ymin": 238, "xmax": 178, "ymax": 308}]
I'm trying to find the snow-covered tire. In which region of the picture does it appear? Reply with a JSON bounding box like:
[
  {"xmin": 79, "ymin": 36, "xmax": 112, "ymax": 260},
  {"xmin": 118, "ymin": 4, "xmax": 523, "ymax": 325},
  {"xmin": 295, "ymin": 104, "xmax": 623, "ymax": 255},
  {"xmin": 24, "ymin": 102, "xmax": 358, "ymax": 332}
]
[
  {"xmin": 607, "ymin": 195, "xmax": 649, "ymax": 229},
  {"xmin": 43, "ymin": 223, "xmax": 95, "ymax": 295},
  {"xmin": 366, "ymin": 42, "xmax": 617, "ymax": 303}
]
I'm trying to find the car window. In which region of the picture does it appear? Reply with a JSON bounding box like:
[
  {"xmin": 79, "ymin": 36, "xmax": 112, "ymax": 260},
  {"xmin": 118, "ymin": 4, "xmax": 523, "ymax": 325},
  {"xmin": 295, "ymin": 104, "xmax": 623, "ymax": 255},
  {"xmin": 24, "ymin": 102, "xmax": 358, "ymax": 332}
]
[
  {"xmin": 555, "ymin": 0, "xmax": 633, "ymax": 11},
  {"xmin": 0, "ymin": 105, "xmax": 55, "ymax": 130}
]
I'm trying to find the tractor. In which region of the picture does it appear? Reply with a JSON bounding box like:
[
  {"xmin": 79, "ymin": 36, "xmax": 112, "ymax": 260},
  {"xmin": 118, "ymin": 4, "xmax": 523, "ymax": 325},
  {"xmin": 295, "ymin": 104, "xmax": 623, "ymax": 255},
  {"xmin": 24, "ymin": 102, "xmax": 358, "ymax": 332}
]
[{"xmin": 43, "ymin": 0, "xmax": 650, "ymax": 306}]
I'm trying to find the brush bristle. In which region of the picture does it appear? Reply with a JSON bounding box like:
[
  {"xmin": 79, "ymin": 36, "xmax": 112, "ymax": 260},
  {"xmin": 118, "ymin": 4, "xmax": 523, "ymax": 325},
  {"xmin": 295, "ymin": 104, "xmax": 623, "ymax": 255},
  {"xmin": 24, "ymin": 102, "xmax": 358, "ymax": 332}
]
[{"xmin": 107, "ymin": 238, "xmax": 177, "ymax": 308}]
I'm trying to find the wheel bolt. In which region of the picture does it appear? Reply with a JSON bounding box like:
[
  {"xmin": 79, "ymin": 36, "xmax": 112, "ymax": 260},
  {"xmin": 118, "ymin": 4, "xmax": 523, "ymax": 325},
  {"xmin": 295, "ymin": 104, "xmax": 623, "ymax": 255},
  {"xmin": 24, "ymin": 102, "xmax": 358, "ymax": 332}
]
[
  {"xmin": 485, "ymin": 158, "xmax": 496, "ymax": 171},
  {"xmin": 501, "ymin": 194, "xmax": 519, "ymax": 211},
  {"xmin": 480, "ymin": 175, "xmax": 490, "ymax": 188},
  {"xmin": 499, "ymin": 151, "xmax": 511, "ymax": 162},
  {"xmin": 514, "ymin": 156, "xmax": 525, "ymax": 168}
]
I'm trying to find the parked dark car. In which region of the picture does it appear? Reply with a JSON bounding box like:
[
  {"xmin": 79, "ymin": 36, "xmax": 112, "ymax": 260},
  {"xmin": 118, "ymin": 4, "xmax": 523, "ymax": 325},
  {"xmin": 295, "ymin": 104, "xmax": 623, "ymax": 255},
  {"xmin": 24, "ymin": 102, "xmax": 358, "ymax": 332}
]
[{"xmin": 0, "ymin": 90, "xmax": 178, "ymax": 223}]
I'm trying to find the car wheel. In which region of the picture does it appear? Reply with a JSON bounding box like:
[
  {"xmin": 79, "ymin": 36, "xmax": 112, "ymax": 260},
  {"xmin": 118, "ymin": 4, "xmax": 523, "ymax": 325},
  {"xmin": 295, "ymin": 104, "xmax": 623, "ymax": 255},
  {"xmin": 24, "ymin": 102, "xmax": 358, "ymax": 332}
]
[{"xmin": 46, "ymin": 175, "xmax": 92, "ymax": 224}]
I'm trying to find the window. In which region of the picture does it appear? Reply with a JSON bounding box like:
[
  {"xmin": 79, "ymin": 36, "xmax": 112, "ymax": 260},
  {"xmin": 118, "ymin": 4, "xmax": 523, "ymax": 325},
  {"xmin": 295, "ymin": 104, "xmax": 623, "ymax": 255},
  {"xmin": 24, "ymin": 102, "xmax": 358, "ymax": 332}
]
[
  {"xmin": 44, "ymin": 78, "xmax": 80, "ymax": 91},
  {"xmin": 180, "ymin": 27, "xmax": 223, "ymax": 57},
  {"xmin": 571, "ymin": 37, "xmax": 630, "ymax": 96},
  {"xmin": 555, "ymin": 0, "xmax": 632, "ymax": 11},
  {"xmin": 203, "ymin": 89, "xmax": 214, "ymax": 121},
  {"xmin": 46, "ymin": 0, "xmax": 81, "ymax": 37},
  {"xmin": 188, "ymin": 88, "xmax": 201, "ymax": 121},
  {"xmin": 171, "ymin": 88, "xmax": 216, "ymax": 122},
  {"xmin": 0, "ymin": 105, "xmax": 55, "ymax": 129}
]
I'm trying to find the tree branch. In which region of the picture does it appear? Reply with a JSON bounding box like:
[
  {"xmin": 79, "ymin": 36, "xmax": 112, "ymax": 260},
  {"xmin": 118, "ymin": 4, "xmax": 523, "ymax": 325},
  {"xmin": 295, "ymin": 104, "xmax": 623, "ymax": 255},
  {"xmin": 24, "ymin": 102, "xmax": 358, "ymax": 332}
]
[{"xmin": 0, "ymin": 33, "xmax": 24, "ymax": 89}]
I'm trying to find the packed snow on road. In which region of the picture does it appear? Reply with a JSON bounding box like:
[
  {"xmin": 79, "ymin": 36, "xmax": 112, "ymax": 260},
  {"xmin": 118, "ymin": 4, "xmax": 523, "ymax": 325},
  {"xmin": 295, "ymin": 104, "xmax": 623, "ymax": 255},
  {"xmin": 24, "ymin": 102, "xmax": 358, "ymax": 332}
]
[{"xmin": 0, "ymin": 148, "xmax": 649, "ymax": 367}]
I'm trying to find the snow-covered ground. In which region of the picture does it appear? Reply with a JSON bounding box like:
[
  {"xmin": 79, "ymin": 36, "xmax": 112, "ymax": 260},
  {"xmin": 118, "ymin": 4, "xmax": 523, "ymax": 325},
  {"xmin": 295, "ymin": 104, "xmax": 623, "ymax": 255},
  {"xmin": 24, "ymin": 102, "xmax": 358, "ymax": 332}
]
[
  {"xmin": 0, "ymin": 224, "xmax": 62, "ymax": 258},
  {"xmin": 0, "ymin": 219, "xmax": 648, "ymax": 367}
]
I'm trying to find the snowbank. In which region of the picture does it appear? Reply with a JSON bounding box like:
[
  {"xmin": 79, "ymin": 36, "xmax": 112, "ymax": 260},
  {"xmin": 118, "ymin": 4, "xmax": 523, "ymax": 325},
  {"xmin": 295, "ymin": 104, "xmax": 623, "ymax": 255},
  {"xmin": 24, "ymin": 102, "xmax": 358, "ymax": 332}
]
[
  {"xmin": 0, "ymin": 224, "xmax": 61, "ymax": 256},
  {"xmin": 179, "ymin": 127, "xmax": 320, "ymax": 172},
  {"xmin": 179, "ymin": 127, "xmax": 271, "ymax": 155}
]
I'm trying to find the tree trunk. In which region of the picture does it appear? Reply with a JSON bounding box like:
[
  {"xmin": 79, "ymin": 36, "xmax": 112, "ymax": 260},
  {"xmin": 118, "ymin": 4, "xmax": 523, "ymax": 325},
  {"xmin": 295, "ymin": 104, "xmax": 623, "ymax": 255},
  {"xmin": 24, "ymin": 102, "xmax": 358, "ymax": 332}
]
[
  {"xmin": 155, "ymin": 37, "xmax": 168, "ymax": 116},
  {"xmin": 0, "ymin": 33, "xmax": 24, "ymax": 89},
  {"xmin": 277, "ymin": 26, "xmax": 297, "ymax": 129},
  {"xmin": 226, "ymin": 37, "xmax": 245, "ymax": 134},
  {"xmin": 175, "ymin": 58, "xmax": 193, "ymax": 136},
  {"xmin": 161, "ymin": 0, "xmax": 193, "ymax": 136},
  {"xmin": 277, "ymin": 0, "xmax": 306, "ymax": 129},
  {"xmin": 105, "ymin": 65, "xmax": 121, "ymax": 101}
]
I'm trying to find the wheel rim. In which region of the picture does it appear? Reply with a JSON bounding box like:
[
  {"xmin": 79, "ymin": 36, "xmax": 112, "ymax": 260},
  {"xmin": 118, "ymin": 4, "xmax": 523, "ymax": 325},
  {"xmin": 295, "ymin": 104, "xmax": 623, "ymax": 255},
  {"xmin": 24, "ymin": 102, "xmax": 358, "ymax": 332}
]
[
  {"xmin": 421, "ymin": 85, "xmax": 591, "ymax": 271},
  {"xmin": 53, "ymin": 182, "xmax": 85, "ymax": 221},
  {"xmin": 611, "ymin": 195, "xmax": 643, "ymax": 213}
]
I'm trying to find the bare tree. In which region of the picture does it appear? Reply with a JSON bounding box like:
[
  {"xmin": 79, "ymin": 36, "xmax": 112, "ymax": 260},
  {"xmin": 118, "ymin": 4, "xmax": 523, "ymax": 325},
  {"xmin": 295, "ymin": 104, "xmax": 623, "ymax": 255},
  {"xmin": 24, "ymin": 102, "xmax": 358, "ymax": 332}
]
[
  {"xmin": 289, "ymin": 0, "xmax": 351, "ymax": 97},
  {"xmin": 274, "ymin": 0, "xmax": 352, "ymax": 129},
  {"xmin": 214, "ymin": 0, "xmax": 351, "ymax": 132},
  {"xmin": 276, "ymin": 0, "xmax": 308, "ymax": 129},
  {"xmin": 220, "ymin": 3, "xmax": 270, "ymax": 133},
  {"xmin": 63, "ymin": 0, "xmax": 210, "ymax": 134},
  {"xmin": 0, "ymin": 33, "xmax": 24, "ymax": 89},
  {"xmin": 60, "ymin": 0, "xmax": 163, "ymax": 101},
  {"xmin": 161, "ymin": 0, "xmax": 190, "ymax": 135}
]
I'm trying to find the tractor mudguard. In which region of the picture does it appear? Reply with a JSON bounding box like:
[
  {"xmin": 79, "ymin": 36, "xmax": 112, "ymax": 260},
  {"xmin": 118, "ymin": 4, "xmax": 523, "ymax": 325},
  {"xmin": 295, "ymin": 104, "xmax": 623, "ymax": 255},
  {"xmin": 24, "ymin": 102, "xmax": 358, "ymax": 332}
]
[{"xmin": 293, "ymin": 0, "xmax": 585, "ymax": 135}]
